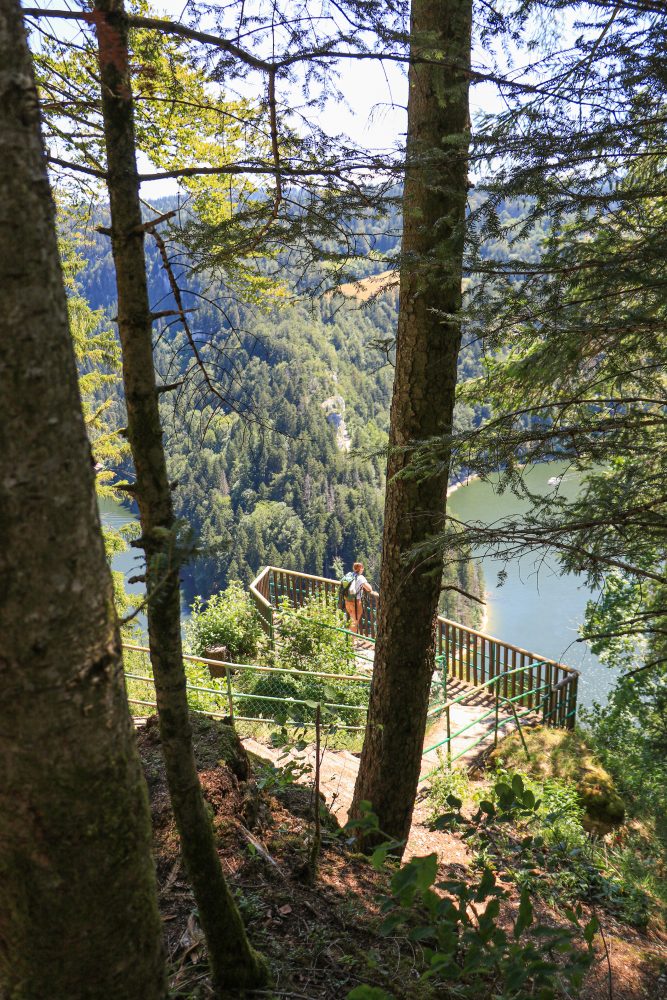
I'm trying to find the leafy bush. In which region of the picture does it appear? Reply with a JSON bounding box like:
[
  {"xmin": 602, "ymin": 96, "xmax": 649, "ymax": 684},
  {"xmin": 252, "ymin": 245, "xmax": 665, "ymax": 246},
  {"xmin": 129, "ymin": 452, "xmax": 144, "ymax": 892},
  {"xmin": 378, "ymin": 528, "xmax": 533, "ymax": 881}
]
[
  {"xmin": 427, "ymin": 762, "xmax": 473, "ymax": 826},
  {"xmin": 346, "ymin": 792, "xmax": 597, "ymax": 1000},
  {"xmin": 185, "ymin": 581, "xmax": 264, "ymax": 661},
  {"xmin": 233, "ymin": 594, "xmax": 369, "ymax": 727},
  {"xmin": 272, "ymin": 593, "xmax": 356, "ymax": 673},
  {"xmin": 580, "ymin": 682, "xmax": 667, "ymax": 923},
  {"xmin": 489, "ymin": 726, "xmax": 625, "ymax": 832},
  {"xmin": 445, "ymin": 768, "xmax": 652, "ymax": 927},
  {"xmin": 582, "ymin": 681, "xmax": 667, "ymax": 845}
]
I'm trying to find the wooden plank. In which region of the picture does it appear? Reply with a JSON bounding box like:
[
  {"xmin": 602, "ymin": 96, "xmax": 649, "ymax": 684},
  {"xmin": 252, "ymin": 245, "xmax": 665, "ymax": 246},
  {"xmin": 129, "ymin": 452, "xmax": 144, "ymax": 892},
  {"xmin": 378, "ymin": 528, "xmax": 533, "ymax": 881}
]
[
  {"xmin": 568, "ymin": 676, "xmax": 578, "ymax": 729},
  {"xmin": 463, "ymin": 625, "xmax": 469, "ymax": 684},
  {"xmin": 472, "ymin": 633, "xmax": 478, "ymax": 685},
  {"xmin": 455, "ymin": 626, "xmax": 462, "ymax": 682},
  {"xmin": 519, "ymin": 652, "xmax": 527, "ymax": 708},
  {"xmin": 444, "ymin": 622, "xmax": 450, "ymax": 679},
  {"xmin": 559, "ymin": 671, "xmax": 568, "ymax": 725},
  {"xmin": 529, "ymin": 655, "xmax": 535, "ymax": 710},
  {"xmin": 535, "ymin": 659, "xmax": 542, "ymax": 710}
]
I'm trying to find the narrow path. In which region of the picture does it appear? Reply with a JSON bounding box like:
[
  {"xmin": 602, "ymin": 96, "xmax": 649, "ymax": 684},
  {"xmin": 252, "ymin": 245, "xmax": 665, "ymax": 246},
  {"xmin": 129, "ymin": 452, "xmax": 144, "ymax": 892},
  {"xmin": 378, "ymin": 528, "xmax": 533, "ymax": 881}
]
[
  {"xmin": 422, "ymin": 677, "xmax": 536, "ymax": 773},
  {"xmin": 241, "ymin": 679, "xmax": 536, "ymax": 828}
]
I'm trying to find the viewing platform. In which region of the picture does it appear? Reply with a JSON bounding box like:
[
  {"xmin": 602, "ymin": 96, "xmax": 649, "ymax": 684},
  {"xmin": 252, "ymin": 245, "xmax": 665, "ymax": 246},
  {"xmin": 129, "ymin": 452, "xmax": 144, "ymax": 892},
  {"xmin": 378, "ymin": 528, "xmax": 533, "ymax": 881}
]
[
  {"xmin": 125, "ymin": 565, "xmax": 579, "ymax": 821},
  {"xmin": 249, "ymin": 565, "xmax": 579, "ymax": 736}
]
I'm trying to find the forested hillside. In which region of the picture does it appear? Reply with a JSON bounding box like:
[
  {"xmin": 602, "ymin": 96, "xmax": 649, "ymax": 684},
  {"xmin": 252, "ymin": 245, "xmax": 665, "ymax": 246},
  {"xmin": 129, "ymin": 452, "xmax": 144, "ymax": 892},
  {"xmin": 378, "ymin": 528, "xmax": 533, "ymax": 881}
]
[{"xmin": 76, "ymin": 205, "xmax": 485, "ymax": 619}]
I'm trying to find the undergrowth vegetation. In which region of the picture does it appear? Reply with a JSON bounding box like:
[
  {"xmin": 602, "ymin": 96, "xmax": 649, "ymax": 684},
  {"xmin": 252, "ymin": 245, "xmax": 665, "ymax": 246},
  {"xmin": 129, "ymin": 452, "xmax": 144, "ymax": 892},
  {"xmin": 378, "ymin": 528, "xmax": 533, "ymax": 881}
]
[
  {"xmin": 125, "ymin": 587, "xmax": 370, "ymax": 736},
  {"xmin": 427, "ymin": 758, "xmax": 653, "ymax": 928},
  {"xmin": 581, "ymin": 682, "xmax": 667, "ymax": 923},
  {"xmin": 347, "ymin": 779, "xmax": 600, "ymax": 1000}
]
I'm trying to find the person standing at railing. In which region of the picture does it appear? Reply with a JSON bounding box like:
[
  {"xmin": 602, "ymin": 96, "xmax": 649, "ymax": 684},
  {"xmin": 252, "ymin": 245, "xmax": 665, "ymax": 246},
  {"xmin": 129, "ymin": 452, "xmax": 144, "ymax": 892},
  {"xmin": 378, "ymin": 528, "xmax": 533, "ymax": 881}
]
[{"xmin": 340, "ymin": 561, "xmax": 373, "ymax": 634}]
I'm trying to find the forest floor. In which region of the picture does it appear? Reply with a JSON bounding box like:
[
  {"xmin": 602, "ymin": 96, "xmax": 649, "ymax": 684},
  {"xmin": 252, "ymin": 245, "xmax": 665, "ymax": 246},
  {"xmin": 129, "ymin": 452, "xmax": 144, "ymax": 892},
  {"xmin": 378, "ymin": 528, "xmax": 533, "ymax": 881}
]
[{"xmin": 135, "ymin": 714, "xmax": 667, "ymax": 1000}]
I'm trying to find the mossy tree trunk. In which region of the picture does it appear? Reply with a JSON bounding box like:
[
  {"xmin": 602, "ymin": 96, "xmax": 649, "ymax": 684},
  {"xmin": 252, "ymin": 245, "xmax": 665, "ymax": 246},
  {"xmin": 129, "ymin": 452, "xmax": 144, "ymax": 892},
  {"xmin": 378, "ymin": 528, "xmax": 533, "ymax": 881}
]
[
  {"xmin": 92, "ymin": 0, "xmax": 267, "ymax": 990},
  {"xmin": 350, "ymin": 0, "xmax": 473, "ymax": 849},
  {"xmin": 0, "ymin": 2, "xmax": 165, "ymax": 996}
]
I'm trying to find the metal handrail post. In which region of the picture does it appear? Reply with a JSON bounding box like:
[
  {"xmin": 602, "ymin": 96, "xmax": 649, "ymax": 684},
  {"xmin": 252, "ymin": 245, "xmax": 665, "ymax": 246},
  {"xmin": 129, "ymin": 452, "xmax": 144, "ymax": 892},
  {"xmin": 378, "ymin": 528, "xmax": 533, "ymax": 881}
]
[
  {"xmin": 498, "ymin": 694, "xmax": 530, "ymax": 758},
  {"xmin": 225, "ymin": 666, "xmax": 234, "ymax": 722}
]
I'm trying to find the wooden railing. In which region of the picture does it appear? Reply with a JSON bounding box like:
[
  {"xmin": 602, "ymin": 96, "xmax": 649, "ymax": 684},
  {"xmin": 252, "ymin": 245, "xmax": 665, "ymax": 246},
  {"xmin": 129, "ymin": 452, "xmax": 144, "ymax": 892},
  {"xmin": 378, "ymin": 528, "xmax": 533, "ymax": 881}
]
[
  {"xmin": 438, "ymin": 619, "xmax": 578, "ymax": 727},
  {"xmin": 249, "ymin": 566, "xmax": 579, "ymax": 728}
]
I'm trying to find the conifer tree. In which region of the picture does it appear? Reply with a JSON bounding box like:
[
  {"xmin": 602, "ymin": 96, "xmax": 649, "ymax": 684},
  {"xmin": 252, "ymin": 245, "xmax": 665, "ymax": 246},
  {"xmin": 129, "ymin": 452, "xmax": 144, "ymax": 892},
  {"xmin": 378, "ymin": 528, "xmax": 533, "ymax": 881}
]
[
  {"xmin": 0, "ymin": 1, "xmax": 164, "ymax": 994},
  {"xmin": 408, "ymin": 1, "xmax": 667, "ymax": 669},
  {"xmin": 350, "ymin": 0, "xmax": 473, "ymax": 848},
  {"xmin": 91, "ymin": 0, "xmax": 267, "ymax": 989}
]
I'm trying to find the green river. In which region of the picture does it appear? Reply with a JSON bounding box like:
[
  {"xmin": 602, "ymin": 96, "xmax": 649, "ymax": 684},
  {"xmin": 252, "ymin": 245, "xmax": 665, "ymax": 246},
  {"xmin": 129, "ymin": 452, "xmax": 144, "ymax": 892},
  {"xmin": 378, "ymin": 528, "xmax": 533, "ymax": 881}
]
[
  {"xmin": 448, "ymin": 462, "xmax": 617, "ymax": 709},
  {"xmin": 101, "ymin": 461, "xmax": 617, "ymax": 709}
]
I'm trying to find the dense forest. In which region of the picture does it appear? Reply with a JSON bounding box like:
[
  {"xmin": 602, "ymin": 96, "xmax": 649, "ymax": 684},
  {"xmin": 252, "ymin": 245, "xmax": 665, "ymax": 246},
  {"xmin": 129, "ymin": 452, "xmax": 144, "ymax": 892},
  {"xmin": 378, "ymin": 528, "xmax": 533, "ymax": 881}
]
[{"xmin": 76, "ymin": 206, "xmax": 486, "ymax": 620}]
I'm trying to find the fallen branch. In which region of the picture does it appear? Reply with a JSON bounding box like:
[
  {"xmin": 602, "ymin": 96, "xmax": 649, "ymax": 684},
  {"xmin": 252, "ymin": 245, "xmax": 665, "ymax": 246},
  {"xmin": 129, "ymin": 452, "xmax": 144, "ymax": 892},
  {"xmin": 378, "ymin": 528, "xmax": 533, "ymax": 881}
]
[{"xmin": 238, "ymin": 826, "xmax": 286, "ymax": 878}]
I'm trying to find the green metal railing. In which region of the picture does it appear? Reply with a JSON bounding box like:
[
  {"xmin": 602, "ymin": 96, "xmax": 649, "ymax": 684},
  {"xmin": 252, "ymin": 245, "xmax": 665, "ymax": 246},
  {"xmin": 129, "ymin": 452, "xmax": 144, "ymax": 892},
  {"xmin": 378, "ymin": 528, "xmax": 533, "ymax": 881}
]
[
  {"xmin": 123, "ymin": 567, "xmax": 579, "ymax": 770},
  {"xmin": 250, "ymin": 565, "xmax": 579, "ymax": 728},
  {"xmin": 122, "ymin": 643, "xmax": 371, "ymax": 732},
  {"xmin": 420, "ymin": 660, "xmax": 579, "ymax": 777}
]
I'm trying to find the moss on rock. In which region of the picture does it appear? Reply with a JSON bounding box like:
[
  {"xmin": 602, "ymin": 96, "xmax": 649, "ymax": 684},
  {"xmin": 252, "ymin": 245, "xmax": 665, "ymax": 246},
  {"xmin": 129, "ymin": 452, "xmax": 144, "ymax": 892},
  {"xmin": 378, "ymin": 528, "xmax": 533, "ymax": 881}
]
[
  {"xmin": 142, "ymin": 713, "xmax": 251, "ymax": 780},
  {"xmin": 489, "ymin": 727, "xmax": 625, "ymax": 833}
]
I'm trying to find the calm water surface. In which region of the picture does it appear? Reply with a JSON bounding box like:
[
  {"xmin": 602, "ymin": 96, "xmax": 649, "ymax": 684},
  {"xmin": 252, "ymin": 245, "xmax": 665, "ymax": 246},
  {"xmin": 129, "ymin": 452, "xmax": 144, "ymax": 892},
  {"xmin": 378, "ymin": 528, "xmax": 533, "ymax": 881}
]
[
  {"xmin": 98, "ymin": 495, "xmax": 146, "ymax": 634},
  {"xmin": 448, "ymin": 463, "xmax": 618, "ymax": 709}
]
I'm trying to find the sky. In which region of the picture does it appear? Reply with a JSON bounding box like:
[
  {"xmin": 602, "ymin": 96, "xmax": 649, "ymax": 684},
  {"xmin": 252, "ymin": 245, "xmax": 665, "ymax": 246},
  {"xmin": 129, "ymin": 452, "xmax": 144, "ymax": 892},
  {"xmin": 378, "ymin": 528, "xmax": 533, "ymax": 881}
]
[
  {"xmin": 137, "ymin": 0, "xmax": 576, "ymax": 200},
  {"xmin": 139, "ymin": 0, "xmax": 412, "ymax": 199},
  {"xmin": 28, "ymin": 0, "xmax": 580, "ymax": 201}
]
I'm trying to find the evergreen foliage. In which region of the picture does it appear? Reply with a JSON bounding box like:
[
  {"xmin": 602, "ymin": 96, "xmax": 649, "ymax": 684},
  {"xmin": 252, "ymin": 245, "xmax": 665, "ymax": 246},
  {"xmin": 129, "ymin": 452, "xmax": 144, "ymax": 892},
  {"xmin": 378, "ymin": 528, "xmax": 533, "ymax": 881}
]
[
  {"xmin": 72, "ymin": 212, "xmax": 486, "ymax": 619},
  {"xmin": 405, "ymin": 2, "xmax": 667, "ymax": 669}
]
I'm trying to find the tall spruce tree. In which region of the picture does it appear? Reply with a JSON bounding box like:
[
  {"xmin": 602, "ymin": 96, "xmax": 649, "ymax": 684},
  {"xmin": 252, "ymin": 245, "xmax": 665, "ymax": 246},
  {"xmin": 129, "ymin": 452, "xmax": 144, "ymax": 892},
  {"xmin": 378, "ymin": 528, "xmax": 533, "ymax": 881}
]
[
  {"xmin": 407, "ymin": 0, "xmax": 667, "ymax": 668},
  {"xmin": 350, "ymin": 0, "xmax": 473, "ymax": 847},
  {"xmin": 0, "ymin": 1, "xmax": 165, "ymax": 995},
  {"xmin": 91, "ymin": 0, "xmax": 267, "ymax": 990}
]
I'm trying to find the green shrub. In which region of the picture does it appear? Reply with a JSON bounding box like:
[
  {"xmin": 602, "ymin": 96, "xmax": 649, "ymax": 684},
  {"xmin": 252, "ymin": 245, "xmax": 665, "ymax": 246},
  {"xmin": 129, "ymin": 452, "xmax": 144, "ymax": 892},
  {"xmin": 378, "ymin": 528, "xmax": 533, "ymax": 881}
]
[
  {"xmin": 185, "ymin": 581, "xmax": 264, "ymax": 662},
  {"xmin": 233, "ymin": 674, "xmax": 301, "ymax": 721},
  {"xmin": 123, "ymin": 646, "xmax": 156, "ymax": 715},
  {"xmin": 346, "ymin": 796, "xmax": 597, "ymax": 1000},
  {"xmin": 489, "ymin": 726, "xmax": 625, "ymax": 833},
  {"xmin": 461, "ymin": 768, "xmax": 652, "ymax": 926},
  {"xmin": 427, "ymin": 762, "xmax": 473, "ymax": 826},
  {"xmin": 233, "ymin": 594, "xmax": 369, "ymax": 727}
]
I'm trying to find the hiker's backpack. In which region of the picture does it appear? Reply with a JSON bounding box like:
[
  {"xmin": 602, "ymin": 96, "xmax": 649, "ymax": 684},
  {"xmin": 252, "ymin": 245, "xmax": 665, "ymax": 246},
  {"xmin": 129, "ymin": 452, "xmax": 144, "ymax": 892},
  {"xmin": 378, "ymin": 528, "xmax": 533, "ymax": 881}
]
[{"xmin": 339, "ymin": 571, "xmax": 357, "ymax": 603}]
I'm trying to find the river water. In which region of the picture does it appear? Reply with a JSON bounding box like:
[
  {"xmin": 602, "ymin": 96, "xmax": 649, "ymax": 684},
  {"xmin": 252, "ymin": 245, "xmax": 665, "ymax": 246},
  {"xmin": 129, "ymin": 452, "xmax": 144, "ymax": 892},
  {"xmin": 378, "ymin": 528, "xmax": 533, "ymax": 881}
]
[
  {"xmin": 98, "ymin": 495, "xmax": 146, "ymax": 633},
  {"xmin": 101, "ymin": 462, "xmax": 617, "ymax": 708},
  {"xmin": 448, "ymin": 462, "xmax": 618, "ymax": 709}
]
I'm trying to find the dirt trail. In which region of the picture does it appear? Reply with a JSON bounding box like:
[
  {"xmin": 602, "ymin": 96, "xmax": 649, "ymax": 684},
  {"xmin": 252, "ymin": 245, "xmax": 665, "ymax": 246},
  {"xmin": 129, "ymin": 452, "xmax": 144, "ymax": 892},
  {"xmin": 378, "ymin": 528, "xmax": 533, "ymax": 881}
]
[{"xmin": 241, "ymin": 672, "xmax": 537, "ymax": 836}]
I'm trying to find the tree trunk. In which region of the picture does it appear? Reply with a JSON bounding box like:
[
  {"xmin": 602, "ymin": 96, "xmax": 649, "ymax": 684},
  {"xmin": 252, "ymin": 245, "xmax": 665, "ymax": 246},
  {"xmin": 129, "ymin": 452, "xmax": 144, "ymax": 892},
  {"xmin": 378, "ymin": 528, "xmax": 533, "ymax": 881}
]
[
  {"xmin": 0, "ymin": 2, "xmax": 165, "ymax": 996},
  {"xmin": 92, "ymin": 0, "xmax": 267, "ymax": 990},
  {"xmin": 350, "ymin": 0, "xmax": 472, "ymax": 849}
]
